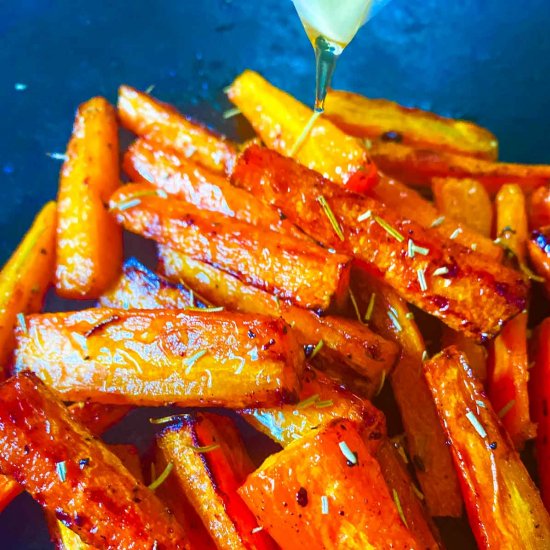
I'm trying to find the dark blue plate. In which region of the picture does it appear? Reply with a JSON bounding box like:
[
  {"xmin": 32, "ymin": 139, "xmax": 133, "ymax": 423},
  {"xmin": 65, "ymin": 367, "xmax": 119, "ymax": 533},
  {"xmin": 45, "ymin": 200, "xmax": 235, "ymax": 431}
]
[{"xmin": 1, "ymin": 1, "xmax": 549, "ymax": 548}]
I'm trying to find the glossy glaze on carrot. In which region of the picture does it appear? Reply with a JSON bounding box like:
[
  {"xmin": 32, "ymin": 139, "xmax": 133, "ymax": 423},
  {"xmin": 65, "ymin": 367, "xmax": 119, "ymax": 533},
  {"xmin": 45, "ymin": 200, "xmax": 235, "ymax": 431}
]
[
  {"xmin": 0, "ymin": 373, "xmax": 189, "ymax": 549},
  {"xmin": 528, "ymin": 226, "xmax": 550, "ymax": 290}
]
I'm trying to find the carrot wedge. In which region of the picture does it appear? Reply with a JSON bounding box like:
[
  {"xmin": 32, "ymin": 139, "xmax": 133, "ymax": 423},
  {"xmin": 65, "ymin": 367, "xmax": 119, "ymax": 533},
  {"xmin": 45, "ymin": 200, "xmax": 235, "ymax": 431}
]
[
  {"xmin": 123, "ymin": 138, "xmax": 303, "ymax": 237},
  {"xmin": 14, "ymin": 308, "xmax": 303, "ymax": 408},
  {"xmin": 241, "ymin": 365, "xmax": 386, "ymax": 449},
  {"xmin": 159, "ymin": 247, "xmax": 397, "ymax": 396},
  {"xmin": 441, "ymin": 327, "xmax": 488, "ymax": 382},
  {"xmin": 156, "ymin": 413, "xmax": 277, "ymax": 550},
  {"xmin": 528, "ymin": 185, "xmax": 550, "ymax": 229},
  {"xmin": 111, "ymin": 183, "xmax": 351, "ymax": 312},
  {"xmin": 0, "ymin": 372, "xmax": 188, "ymax": 549},
  {"xmin": 495, "ymin": 183, "xmax": 529, "ymax": 264},
  {"xmin": 324, "ymin": 89, "xmax": 498, "ymax": 160},
  {"xmin": 56, "ymin": 97, "xmax": 122, "ymax": 299},
  {"xmin": 232, "ymin": 145, "xmax": 528, "ymax": 339},
  {"xmin": 424, "ymin": 347, "xmax": 550, "ymax": 548},
  {"xmin": 228, "ymin": 70, "xmax": 378, "ymax": 191},
  {"xmin": 367, "ymin": 140, "xmax": 550, "ymax": 194},
  {"xmin": 239, "ymin": 419, "xmax": 417, "ymax": 549},
  {"xmin": 530, "ymin": 318, "xmax": 550, "ymax": 511},
  {"xmin": 0, "ymin": 201, "xmax": 56, "ymax": 376},
  {"xmin": 118, "ymin": 85, "xmax": 236, "ymax": 174}
]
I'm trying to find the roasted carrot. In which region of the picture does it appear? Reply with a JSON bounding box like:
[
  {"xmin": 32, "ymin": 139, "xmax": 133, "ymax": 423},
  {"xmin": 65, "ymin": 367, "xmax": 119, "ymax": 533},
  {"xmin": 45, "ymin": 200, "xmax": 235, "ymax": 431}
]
[
  {"xmin": 441, "ymin": 327, "xmax": 488, "ymax": 382},
  {"xmin": 528, "ymin": 184, "xmax": 550, "ymax": 229},
  {"xmin": 432, "ymin": 177, "xmax": 494, "ymax": 238},
  {"xmin": 14, "ymin": 308, "xmax": 303, "ymax": 408},
  {"xmin": 487, "ymin": 312, "xmax": 536, "ymax": 450},
  {"xmin": 367, "ymin": 140, "xmax": 550, "ymax": 194},
  {"xmin": 118, "ymin": 85, "xmax": 236, "ymax": 174},
  {"xmin": 495, "ymin": 183, "xmax": 529, "ymax": 264},
  {"xmin": 352, "ymin": 269, "xmax": 463, "ymax": 517},
  {"xmin": 0, "ymin": 201, "xmax": 56, "ymax": 377},
  {"xmin": 528, "ymin": 226, "xmax": 550, "ymax": 290},
  {"xmin": 156, "ymin": 413, "xmax": 277, "ymax": 550},
  {"xmin": 232, "ymin": 145, "xmax": 528, "ymax": 339},
  {"xmin": 241, "ymin": 365, "xmax": 386, "ymax": 450},
  {"xmin": 0, "ymin": 372, "xmax": 188, "ymax": 549},
  {"xmin": 159, "ymin": 247, "xmax": 396, "ymax": 396},
  {"xmin": 372, "ymin": 175, "xmax": 501, "ymax": 260},
  {"xmin": 0, "ymin": 476, "xmax": 22, "ymax": 515},
  {"xmin": 123, "ymin": 138, "xmax": 303, "ymax": 237},
  {"xmin": 324, "ymin": 89, "xmax": 498, "ymax": 160},
  {"xmin": 376, "ymin": 439, "xmax": 442, "ymax": 549},
  {"xmin": 111, "ymin": 183, "xmax": 351, "ymax": 312},
  {"xmin": 228, "ymin": 70, "xmax": 378, "ymax": 192},
  {"xmin": 99, "ymin": 257, "xmax": 209, "ymax": 310},
  {"xmin": 239, "ymin": 419, "xmax": 417, "ymax": 549},
  {"xmin": 530, "ymin": 318, "xmax": 550, "ymax": 511},
  {"xmin": 424, "ymin": 347, "xmax": 550, "ymax": 548},
  {"xmin": 55, "ymin": 97, "xmax": 122, "ymax": 299}
]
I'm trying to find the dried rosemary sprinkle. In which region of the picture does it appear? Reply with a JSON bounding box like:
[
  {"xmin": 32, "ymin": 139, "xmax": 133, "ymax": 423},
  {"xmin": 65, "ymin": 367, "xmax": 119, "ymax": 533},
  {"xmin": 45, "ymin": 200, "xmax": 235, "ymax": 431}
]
[
  {"xmin": 374, "ymin": 216, "xmax": 404, "ymax": 243},
  {"xmin": 310, "ymin": 339, "xmax": 324, "ymax": 359},
  {"xmin": 46, "ymin": 152, "xmax": 68, "ymax": 161},
  {"xmin": 251, "ymin": 526, "xmax": 263, "ymax": 534},
  {"xmin": 498, "ymin": 400, "xmax": 516, "ymax": 419},
  {"xmin": 357, "ymin": 210, "xmax": 372, "ymax": 222},
  {"xmin": 223, "ymin": 107, "xmax": 241, "ymax": 119},
  {"xmin": 466, "ymin": 411, "xmax": 487, "ymax": 439},
  {"xmin": 296, "ymin": 394, "xmax": 320, "ymax": 410},
  {"xmin": 148, "ymin": 462, "xmax": 173, "ymax": 490},
  {"xmin": 185, "ymin": 444, "xmax": 220, "ymax": 454},
  {"xmin": 185, "ymin": 306, "xmax": 224, "ymax": 312},
  {"xmin": 338, "ymin": 441, "xmax": 357, "ymax": 465},
  {"xmin": 364, "ymin": 293, "xmax": 376, "ymax": 322},
  {"xmin": 149, "ymin": 414, "xmax": 187, "ymax": 425},
  {"xmin": 430, "ymin": 216, "xmax": 445, "ymax": 228},
  {"xmin": 183, "ymin": 350, "xmax": 207, "ymax": 374},
  {"xmin": 393, "ymin": 489, "xmax": 408, "ymax": 527},
  {"xmin": 387, "ymin": 310, "xmax": 402, "ymax": 332},
  {"xmin": 375, "ymin": 370, "xmax": 387, "ymax": 397},
  {"xmin": 315, "ymin": 399, "xmax": 334, "ymax": 409},
  {"xmin": 433, "ymin": 266, "xmax": 449, "ymax": 276},
  {"xmin": 321, "ymin": 495, "xmax": 329, "ymax": 515},
  {"xmin": 145, "ymin": 84, "xmax": 156, "ymax": 94},
  {"xmin": 349, "ymin": 289, "xmax": 363, "ymax": 323},
  {"xmin": 417, "ymin": 268, "xmax": 428, "ymax": 292},
  {"xmin": 449, "ymin": 227, "xmax": 463, "ymax": 240},
  {"xmin": 411, "ymin": 483, "xmax": 425, "ymax": 501},
  {"xmin": 317, "ymin": 195, "xmax": 344, "ymax": 241},
  {"xmin": 56, "ymin": 461, "xmax": 67, "ymax": 483},
  {"xmin": 16, "ymin": 312, "xmax": 27, "ymax": 333}
]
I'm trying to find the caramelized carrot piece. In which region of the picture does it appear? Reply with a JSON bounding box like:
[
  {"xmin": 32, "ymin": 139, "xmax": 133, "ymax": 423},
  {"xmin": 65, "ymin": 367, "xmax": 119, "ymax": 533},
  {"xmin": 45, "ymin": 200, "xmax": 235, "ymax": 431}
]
[
  {"xmin": 424, "ymin": 347, "xmax": 550, "ymax": 548},
  {"xmin": 118, "ymin": 85, "xmax": 236, "ymax": 174},
  {"xmin": 14, "ymin": 308, "xmax": 303, "ymax": 408},
  {"xmin": 55, "ymin": 97, "xmax": 122, "ymax": 299},
  {"xmin": 159, "ymin": 247, "xmax": 396, "ymax": 396},
  {"xmin": 530, "ymin": 318, "xmax": 550, "ymax": 511},
  {"xmin": 495, "ymin": 183, "xmax": 529, "ymax": 264},
  {"xmin": 376, "ymin": 439, "xmax": 442, "ymax": 549},
  {"xmin": 228, "ymin": 70, "xmax": 378, "ymax": 191},
  {"xmin": 232, "ymin": 145, "xmax": 528, "ymax": 339},
  {"xmin": 373, "ymin": 176, "xmax": 501, "ymax": 260},
  {"xmin": 528, "ymin": 226, "xmax": 550, "ymax": 291},
  {"xmin": 367, "ymin": 140, "xmax": 550, "ymax": 193},
  {"xmin": 123, "ymin": 138, "xmax": 304, "ymax": 238},
  {"xmin": 0, "ymin": 372, "xmax": 188, "ymax": 549},
  {"xmin": 239, "ymin": 419, "xmax": 417, "ymax": 548},
  {"xmin": 241, "ymin": 365, "xmax": 386, "ymax": 450},
  {"xmin": 441, "ymin": 327, "xmax": 488, "ymax": 382},
  {"xmin": 487, "ymin": 312, "xmax": 536, "ymax": 449},
  {"xmin": 432, "ymin": 177, "xmax": 494, "ymax": 238},
  {"xmin": 528, "ymin": 184, "xmax": 550, "ymax": 229},
  {"xmin": 0, "ymin": 201, "xmax": 56, "ymax": 377},
  {"xmin": 352, "ymin": 269, "xmax": 463, "ymax": 517},
  {"xmin": 0, "ymin": 476, "xmax": 23, "ymax": 515},
  {"xmin": 324, "ymin": 89, "xmax": 498, "ymax": 160},
  {"xmin": 111, "ymin": 183, "xmax": 351, "ymax": 312},
  {"xmin": 157, "ymin": 413, "xmax": 277, "ymax": 550}
]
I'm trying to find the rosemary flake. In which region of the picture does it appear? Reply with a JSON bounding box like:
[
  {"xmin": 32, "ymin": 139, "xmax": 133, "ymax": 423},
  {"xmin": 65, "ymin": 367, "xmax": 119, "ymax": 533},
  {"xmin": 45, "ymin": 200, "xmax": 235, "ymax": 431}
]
[
  {"xmin": 364, "ymin": 293, "xmax": 376, "ymax": 322},
  {"xmin": 498, "ymin": 400, "xmax": 516, "ymax": 419},
  {"xmin": 374, "ymin": 216, "xmax": 404, "ymax": 243},
  {"xmin": 466, "ymin": 411, "xmax": 487, "ymax": 439},
  {"xmin": 393, "ymin": 489, "xmax": 408, "ymax": 527},
  {"xmin": 310, "ymin": 339, "xmax": 324, "ymax": 359},
  {"xmin": 417, "ymin": 268, "xmax": 428, "ymax": 292},
  {"xmin": 55, "ymin": 461, "xmax": 67, "ymax": 482},
  {"xmin": 317, "ymin": 195, "xmax": 345, "ymax": 241},
  {"xmin": 148, "ymin": 462, "xmax": 173, "ymax": 490},
  {"xmin": 222, "ymin": 107, "xmax": 241, "ymax": 119}
]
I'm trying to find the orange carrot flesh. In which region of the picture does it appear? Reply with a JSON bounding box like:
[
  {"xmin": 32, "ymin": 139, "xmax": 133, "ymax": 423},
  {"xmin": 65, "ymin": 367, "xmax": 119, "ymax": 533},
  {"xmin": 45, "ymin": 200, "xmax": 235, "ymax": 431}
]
[
  {"xmin": 495, "ymin": 183, "xmax": 529, "ymax": 264},
  {"xmin": 238, "ymin": 419, "xmax": 417, "ymax": 549},
  {"xmin": 232, "ymin": 145, "xmax": 528, "ymax": 340},
  {"xmin": 0, "ymin": 201, "xmax": 56, "ymax": 377},
  {"xmin": 118, "ymin": 85, "xmax": 236, "ymax": 174},
  {"xmin": 55, "ymin": 97, "xmax": 122, "ymax": 299},
  {"xmin": 0, "ymin": 372, "xmax": 188, "ymax": 549},
  {"xmin": 528, "ymin": 185, "xmax": 550, "ymax": 230},
  {"xmin": 111, "ymin": 183, "xmax": 352, "ymax": 312},
  {"xmin": 324, "ymin": 89, "xmax": 498, "ymax": 160},
  {"xmin": 441, "ymin": 327, "xmax": 488, "ymax": 382},
  {"xmin": 14, "ymin": 308, "xmax": 303, "ymax": 408},
  {"xmin": 424, "ymin": 347, "xmax": 550, "ymax": 549}
]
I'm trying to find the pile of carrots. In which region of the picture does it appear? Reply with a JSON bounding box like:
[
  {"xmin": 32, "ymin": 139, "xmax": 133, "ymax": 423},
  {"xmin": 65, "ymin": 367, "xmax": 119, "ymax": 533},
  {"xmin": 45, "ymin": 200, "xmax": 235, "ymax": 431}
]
[{"xmin": 0, "ymin": 69, "xmax": 549, "ymax": 549}]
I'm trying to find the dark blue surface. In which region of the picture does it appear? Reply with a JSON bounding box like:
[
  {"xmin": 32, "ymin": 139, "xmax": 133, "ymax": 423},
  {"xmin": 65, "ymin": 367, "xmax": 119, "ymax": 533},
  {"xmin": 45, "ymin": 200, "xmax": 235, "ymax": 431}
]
[{"xmin": 1, "ymin": 1, "xmax": 549, "ymax": 547}]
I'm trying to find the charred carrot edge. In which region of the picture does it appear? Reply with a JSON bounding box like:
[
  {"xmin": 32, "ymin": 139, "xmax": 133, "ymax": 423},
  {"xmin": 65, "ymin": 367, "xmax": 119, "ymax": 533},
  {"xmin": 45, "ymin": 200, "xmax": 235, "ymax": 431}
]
[
  {"xmin": 367, "ymin": 140, "xmax": 550, "ymax": 194},
  {"xmin": 373, "ymin": 176, "xmax": 501, "ymax": 260},
  {"xmin": 0, "ymin": 372, "xmax": 188, "ymax": 548},
  {"xmin": 528, "ymin": 185, "xmax": 550, "ymax": 230},
  {"xmin": 123, "ymin": 138, "xmax": 305, "ymax": 238},
  {"xmin": 488, "ymin": 313, "xmax": 536, "ymax": 450},
  {"xmin": 376, "ymin": 439, "xmax": 442, "ymax": 549},
  {"xmin": 118, "ymin": 85, "xmax": 236, "ymax": 174},
  {"xmin": 324, "ymin": 89, "xmax": 498, "ymax": 160},
  {"xmin": 424, "ymin": 347, "xmax": 550, "ymax": 548},
  {"xmin": 528, "ymin": 227, "xmax": 550, "ymax": 289},
  {"xmin": 55, "ymin": 97, "xmax": 122, "ymax": 299},
  {"xmin": 232, "ymin": 145, "xmax": 528, "ymax": 340},
  {"xmin": 241, "ymin": 365, "xmax": 386, "ymax": 450},
  {"xmin": 228, "ymin": 70, "xmax": 378, "ymax": 192},
  {"xmin": 158, "ymin": 247, "xmax": 395, "ymax": 396},
  {"xmin": 156, "ymin": 414, "xmax": 276, "ymax": 550},
  {"xmin": 0, "ymin": 201, "xmax": 56, "ymax": 377},
  {"xmin": 432, "ymin": 177, "xmax": 494, "ymax": 238},
  {"xmin": 352, "ymin": 268, "xmax": 463, "ymax": 517},
  {"xmin": 441, "ymin": 327, "xmax": 488, "ymax": 382},
  {"xmin": 111, "ymin": 182, "xmax": 352, "ymax": 312},
  {"xmin": 530, "ymin": 318, "xmax": 550, "ymax": 511},
  {"xmin": 14, "ymin": 308, "xmax": 303, "ymax": 408},
  {"xmin": 495, "ymin": 183, "xmax": 529, "ymax": 264},
  {"xmin": 239, "ymin": 419, "xmax": 417, "ymax": 549}
]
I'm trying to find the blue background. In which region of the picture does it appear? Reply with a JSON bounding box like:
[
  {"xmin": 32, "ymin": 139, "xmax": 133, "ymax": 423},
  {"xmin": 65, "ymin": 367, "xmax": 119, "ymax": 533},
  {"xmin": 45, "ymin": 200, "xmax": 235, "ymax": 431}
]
[{"xmin": 1, "ymin": 0, "xmax": 549, "ymax": 547}]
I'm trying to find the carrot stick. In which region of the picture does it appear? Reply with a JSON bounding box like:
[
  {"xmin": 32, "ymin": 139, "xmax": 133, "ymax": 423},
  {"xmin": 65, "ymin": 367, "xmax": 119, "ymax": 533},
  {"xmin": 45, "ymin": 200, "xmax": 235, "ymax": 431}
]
[
  {"xmin": 495, "ymin": 183, "xmax": 529, "ymax": 264},
  {"xmin": 528, "ymin": 185, "xmax": 550, "ymax": 229}
]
